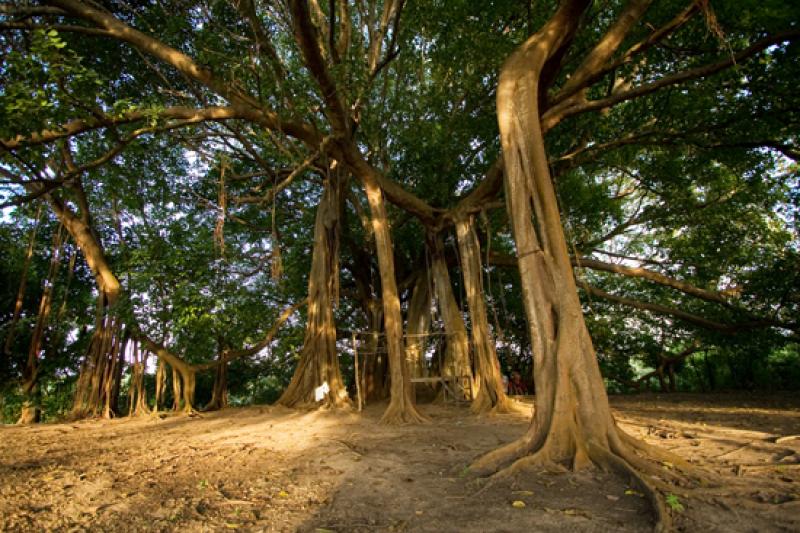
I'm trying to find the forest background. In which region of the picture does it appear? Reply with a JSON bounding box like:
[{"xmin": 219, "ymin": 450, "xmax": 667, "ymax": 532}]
[{"xmin": 0, "ymin": 0, "xmax": 797, "ymax": 433}]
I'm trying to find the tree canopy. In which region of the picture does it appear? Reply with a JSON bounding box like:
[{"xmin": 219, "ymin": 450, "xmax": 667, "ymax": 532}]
[{"xmin": 1, "ymin": 0, "xmax": 799, "ymax": 526}]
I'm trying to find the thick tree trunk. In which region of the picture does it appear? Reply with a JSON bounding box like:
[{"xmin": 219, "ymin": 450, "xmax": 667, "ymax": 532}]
[
  {"xmin": 348, "ymin": 155, "xmax": 425, "ymax": 423},
  {"xmin": 71, "ymin": 296, "xmax": 122, "ymax": 418},
  {"xmin": 128, "ymin": 340, "xmax": 150, "ymax": 416},
  {"xmin": 455, "ymin": 216, "xmax": 511, "ymax": 413},
  {"xmin": 429, "ymin": 233, "xmax": 471, "ymax": 399},
  {"xmin": 155, "ymin": 359, "xmax": 167, "ymax": 411},
  {"xmin": 205, "ymin": 350, "xmax": 229, "ymax": 411},
  {"xmin": 278, "ymin": 177, "xmax": 349, "ymax": 408},
  {"xmin": 172, "ymin": 366, "xmax": 182, "ymax": 411},
  {"xmin": 471, "ymin": 2, "xmax": 682, "ymax": 530},
  {"xmin": 405, "ymin": 272, "xmax": 431, "ymax": 378},
  {"xmin": 18, "ymin": 224, "xmax": 63, "ymax": 424},
  {"xmin": 362, "ymin": 300, "xmax": 387, "ymax": 402}
]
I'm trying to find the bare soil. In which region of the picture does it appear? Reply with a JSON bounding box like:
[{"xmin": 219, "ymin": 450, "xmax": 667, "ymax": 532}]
[{"xmin": 1, "ymin": 392, "xmax": 799, "ymax": 532}]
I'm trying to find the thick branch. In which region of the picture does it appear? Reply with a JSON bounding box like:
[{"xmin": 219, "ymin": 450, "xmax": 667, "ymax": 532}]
[
  {"xmin": 1, "ymin": 106, "xmax": 251, "ymax": 150},
  {"xmin": 580, "ymin": 282, "xmax": 779, "ymax": 334},
  {"xmin": 543, "ymin": 29, "xmax": 800, "ymax": 130},
  {"xmin": 574, "ymin": 256, "xmax": 732, "ymax": 305},
  {"xmin": 195, "ymin": 299, "xmax": 307, "ymax": 370}
]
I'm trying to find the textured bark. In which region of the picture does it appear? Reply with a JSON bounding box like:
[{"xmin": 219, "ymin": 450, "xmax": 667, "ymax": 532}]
[
  {"xmin": 429, "ymin": 233, "xmax": 471, "ymax": 398},
  {"xmin": 455, "ymin": 216, "xmax": 511, "ymax": 413},
  {"xmin": 361, "ymin": 300, "xmax": 387, "ymax": 402},
  {"xmin": 71, "ymin": 299, "xmax": 122, "ymax": 419},
  {"xmin": 155, "ymin": 359, "xmax": 167, "ymax": 411},
  {"xmin": 172, "ymin": 366, "xmax": 182, "ymax": 411},
  {"xmin": 205, "ymin": 351, "xmax": 228, "ymax": 411},
  {"xmin": 102, "ymin": 329, "xmax": 125, "ymax": 418},
  {"xmin": 346, "ymin": 152, "xmax": 425, "ymax": 424},
  {"xmin": 278, "ymin": 177, "xmax": 349, "ymax": 408},
  {"xmin": 162, "ymin": 362, "xmax": 197, "ymax": 414},
  {"xmin": 128, "ymin": 340, "xmax": 150, "ymax": 416},
  {"xmin": 471, "ymin": 2, "xmax": 683, "ymax": 531},
  {"xmin": 405, "ymin": 272, "xmax": 431, "ymax": 378}
]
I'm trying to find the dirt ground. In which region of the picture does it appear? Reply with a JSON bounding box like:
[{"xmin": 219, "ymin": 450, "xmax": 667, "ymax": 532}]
[{"xmin": 1, "ymin": 392, "xmax": 799, "ymax": 532}]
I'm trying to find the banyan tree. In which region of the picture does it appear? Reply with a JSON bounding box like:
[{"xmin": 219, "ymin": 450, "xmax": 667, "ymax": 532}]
[{"xmin": 2, "ymin": 1, "xmax": 799, "ymax": 529}]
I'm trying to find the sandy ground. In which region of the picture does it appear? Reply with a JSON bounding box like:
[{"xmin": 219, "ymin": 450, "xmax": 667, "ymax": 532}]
[{"xmin": 1, "ymin": 392, "xmax": 799, "ymax": 532}]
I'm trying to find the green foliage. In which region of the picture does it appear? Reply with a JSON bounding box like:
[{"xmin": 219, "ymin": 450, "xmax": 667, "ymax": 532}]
[
  {"xmin": 665, "ymin": 493, "xmax": 685, "ymax": 513},
  {"xmin": 0, "ymin": 0, "xmax": 798, "ymax": 417}
]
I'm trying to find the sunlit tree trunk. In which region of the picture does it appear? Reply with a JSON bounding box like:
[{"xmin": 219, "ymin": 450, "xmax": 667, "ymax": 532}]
[
  {"xmin": 154, "ymin": 359, "xmax": 167, "ymax": 411},
  {"xmin": 455, "ymin": 216, "xmax": 511, "ymax": 413},
  {"xmin": 348, "ymin": 156, "xmax": 425, "ymax": 423},
  {"xmin": 472, "ymin": 2, "xmax": 677, "ymax": 529},
  {"xmin": 278, "ymin": 176, "xmax": 349, "ymax": 408},
  {"xmin": 128, "ymin": 340, "xmax": 150, "ymax": 416}
]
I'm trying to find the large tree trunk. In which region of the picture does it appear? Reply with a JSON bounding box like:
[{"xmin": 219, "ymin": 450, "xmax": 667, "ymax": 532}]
[
  {"xmin": 470, "ymin": 2, "xmax": 680, "ymax": 530},
  {"xmin": 278, "ymin": 177, "xmax": 349, "ymax": 408},
  {"xmin": 155, "ymin": 359, "xmax": 167, "ymax": 411},
  {"xmin": 18, "ymin": 224, "xmax": 64, "ymax": 424},
  {"xmin": 455, "ymin": 216, "xmax": 511, "ymax": 413},
  {"xmin": 428, "ymin": 233, "xmax": 472, "ymax": 400},
  {"xmin": 128, "ymin": 340, "xmax": 151, "ymax": 416},
  {"xmin": 405, "ymin": 272, "xmax": 431, "ymax": 378},
  {"xmin": 348, "ymin": 155, "xmax": 425, "ymax": 423},
  {"xmin": 205, "ymin": 350, "xmax": 229, "ymax": 411},
  {"xmin": 361, "ymin": 299, "xmax": 387, "ymax": 402},
  {"xmin": 71, "ymin": 293, "xmax": 122, "ymax": 418}
]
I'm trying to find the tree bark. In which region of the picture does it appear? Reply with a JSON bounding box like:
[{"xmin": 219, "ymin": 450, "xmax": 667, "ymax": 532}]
[
  {"xmin": 128, "ymin": 340, "xmax": 151, "ymax": 416},
  {"xmin": 405, "ymin": 272, "xmax": 431, "ymax": 379},
  {"xmin": 470, "ymin": 2, "xmax": 681, "ymax": 530},
  {"xmin": 155, "ymin": 359, "xmax": 167, "ymax": 412},
  {"xmin": 362, "ymin": 299, "xmax": 386, "ymax": 402},
  {"xmin": 455, "ymin": 216, "xmax": 511, "ymax": 413},
  {"xmin": 346, "ymin": 153, "xmax": 425, "ymax": 423},
  {"xmin": 428, "ymin": 233, "xmax": 471, "ymax": 399},
  {"xmin": 277, "ymin": 176, "xmax": 349, "ymax": 408},
  {"xmin": 205, "ymin": 350, "xmax": 229, "ymax": 411}
]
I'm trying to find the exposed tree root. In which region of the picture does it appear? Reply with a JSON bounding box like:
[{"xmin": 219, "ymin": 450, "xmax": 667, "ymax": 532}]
[
  {"xmin": 470, "ymin": 389, "xmax": 514, "ymax": 415},
  {"xmin": 466, "ymin": 425, "xmax": 725, "ymax": 532},
  {"xmin": 379, "ymin": 402, "xmax": 429, "ymax": 425}
]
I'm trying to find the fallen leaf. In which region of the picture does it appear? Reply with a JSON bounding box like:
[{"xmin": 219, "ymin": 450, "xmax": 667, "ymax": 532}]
[{"xmin": 512, "ymin": 500, "xmax": 526, "ymax": 508}]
